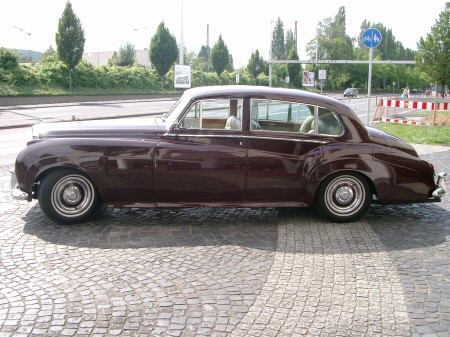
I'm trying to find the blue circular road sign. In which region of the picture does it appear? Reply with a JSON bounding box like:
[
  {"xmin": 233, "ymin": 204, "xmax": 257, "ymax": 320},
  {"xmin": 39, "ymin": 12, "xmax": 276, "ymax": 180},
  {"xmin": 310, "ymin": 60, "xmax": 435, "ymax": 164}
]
[{"xmin": 362, "ymin": 28, "xmax": 382, "ymax": 48}]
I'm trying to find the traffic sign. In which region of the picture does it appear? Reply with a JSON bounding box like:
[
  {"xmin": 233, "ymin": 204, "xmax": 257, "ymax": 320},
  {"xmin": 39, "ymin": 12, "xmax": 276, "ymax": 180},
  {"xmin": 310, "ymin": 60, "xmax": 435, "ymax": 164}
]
[
  {"xmin": 362, "ymin": 28, "xmax": 382, "ymax": 126},
  {"xmin": 362, "ymin": 28, "xmax": 382, "ymax": 49},
  {"xmin": 318, "ymin": 70, "xmax": 326, "ymax": 80}
]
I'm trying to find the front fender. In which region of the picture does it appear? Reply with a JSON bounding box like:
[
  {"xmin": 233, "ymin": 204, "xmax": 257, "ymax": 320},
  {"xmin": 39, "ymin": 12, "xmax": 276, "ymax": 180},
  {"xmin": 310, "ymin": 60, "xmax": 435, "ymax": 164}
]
[{"xmin": 15, "ymin": 138, "xmax": 107, "ymax": 197}]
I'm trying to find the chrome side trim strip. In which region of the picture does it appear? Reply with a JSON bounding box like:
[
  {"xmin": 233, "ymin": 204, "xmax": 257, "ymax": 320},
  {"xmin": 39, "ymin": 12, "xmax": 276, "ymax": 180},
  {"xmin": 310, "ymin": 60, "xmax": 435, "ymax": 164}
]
[
  {"xmin": 245, "ymin": 135, "xmax": 325, "ymax": 144},
  {"xmin": 164, "ymin": 133, "xmax": 244, "ymax": 139},
  {"xmin": 163, "ymin": 133, "xmax": 326, "ymax": 144}
]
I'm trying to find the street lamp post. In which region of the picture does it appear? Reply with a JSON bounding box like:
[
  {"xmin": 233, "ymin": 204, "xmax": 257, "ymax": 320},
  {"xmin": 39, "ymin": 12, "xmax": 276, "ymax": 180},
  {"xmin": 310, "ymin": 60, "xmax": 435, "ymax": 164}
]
[
  {"xmin": 268, "ymin": 21, "xmax": 273, "ymax": 87},
  {"xmin": 180, "ymin": 0, "xmax": 184, "ymax": 65}
]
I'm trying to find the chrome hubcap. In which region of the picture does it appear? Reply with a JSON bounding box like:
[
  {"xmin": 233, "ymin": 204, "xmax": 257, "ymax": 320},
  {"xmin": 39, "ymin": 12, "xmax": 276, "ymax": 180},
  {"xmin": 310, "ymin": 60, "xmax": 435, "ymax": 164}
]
[
  {"xmin": 335, "ymin": 186, "xmax": 354, "ymax": 204},
  {"xmin": 51, "ymin": 175, "xmax": 95, "ymax": 218},
  {"xmin": 324, "ymin": 175, "xmax": 366, "ymax": 216},
  {"xmin": 62, "ymin": 185, "xmax": 82, "ymax": 205}
]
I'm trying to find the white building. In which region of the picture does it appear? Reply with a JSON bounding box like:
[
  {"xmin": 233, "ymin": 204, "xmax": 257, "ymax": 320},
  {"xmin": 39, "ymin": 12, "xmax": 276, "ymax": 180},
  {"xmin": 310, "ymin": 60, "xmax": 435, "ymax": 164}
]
[{"xmin": 83, "ymin": 49, "xmax": 151, "ymax": 67}]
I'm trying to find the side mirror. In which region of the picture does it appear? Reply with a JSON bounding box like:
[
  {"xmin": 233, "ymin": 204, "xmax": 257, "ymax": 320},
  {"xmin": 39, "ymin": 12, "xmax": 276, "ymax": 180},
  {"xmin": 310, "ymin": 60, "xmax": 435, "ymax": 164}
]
[{"xmin": 170, "ymin": 123, "xmax": 180, "ymax": 132}]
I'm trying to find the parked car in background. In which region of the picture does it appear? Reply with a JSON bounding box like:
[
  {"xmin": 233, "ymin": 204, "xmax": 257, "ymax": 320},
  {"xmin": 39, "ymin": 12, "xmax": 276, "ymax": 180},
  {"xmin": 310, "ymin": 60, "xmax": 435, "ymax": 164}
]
[
  {"xmin": 344, "ymin": 88, "xmax": 358, "ymax": 97},
  {"xmin": 11, "ymin": 86, "xmax": 446, "ymax": 224}
]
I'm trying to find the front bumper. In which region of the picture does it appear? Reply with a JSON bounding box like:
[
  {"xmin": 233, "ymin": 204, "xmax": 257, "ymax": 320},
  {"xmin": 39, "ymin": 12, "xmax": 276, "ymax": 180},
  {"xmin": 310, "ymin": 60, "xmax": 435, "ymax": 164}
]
[
  {"xmin": 10, "ymin": 170, "xmax": 29, "ymax": 201},
  {"xmin": 431, "ymin": 172, "xmax": 447, "ymax": 200}
]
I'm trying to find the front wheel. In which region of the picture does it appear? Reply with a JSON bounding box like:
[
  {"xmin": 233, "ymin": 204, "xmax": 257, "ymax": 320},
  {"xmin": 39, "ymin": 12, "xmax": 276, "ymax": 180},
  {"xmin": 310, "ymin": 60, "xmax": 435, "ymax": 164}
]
[
  {"xmin": 38, "ymin": 169, "xmax": 100, "ymax": 224},
  {"xmin": 315, "ymin": 173, "xmax": 371, "ymax": 222}
]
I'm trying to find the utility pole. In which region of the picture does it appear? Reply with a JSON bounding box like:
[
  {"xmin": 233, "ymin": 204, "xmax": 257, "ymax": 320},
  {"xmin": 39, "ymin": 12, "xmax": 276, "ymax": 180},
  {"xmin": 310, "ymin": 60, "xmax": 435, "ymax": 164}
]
[
  {"xmin": 294, "ymin": 21, "xmax": 298, "ymax": 50},
  {"xmin": 269, "ymin": 20, "xmax": 273, "ymax": 87},
  {"xmin": 206, "ymin": 24, "xmax": 210, "ymax": 71},
  {"xmin": 315, "ymin": 43, "xmax": 318, "ymax": 66},
  {"xmin": 179, "ymin": 0, "xmax": 184, "ymax": 65}
]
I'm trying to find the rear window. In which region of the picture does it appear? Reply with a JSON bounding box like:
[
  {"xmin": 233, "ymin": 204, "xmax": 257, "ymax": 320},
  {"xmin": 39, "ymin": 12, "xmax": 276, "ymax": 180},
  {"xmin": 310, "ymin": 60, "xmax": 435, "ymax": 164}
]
[{"xmin": 317, "ymin": 108, "xmax": 344, "ymax": 136}]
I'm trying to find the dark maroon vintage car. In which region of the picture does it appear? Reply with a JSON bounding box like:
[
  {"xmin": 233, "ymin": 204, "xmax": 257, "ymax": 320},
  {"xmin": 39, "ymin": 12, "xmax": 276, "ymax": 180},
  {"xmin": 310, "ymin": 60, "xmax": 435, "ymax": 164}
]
[{"xmin": 11, "ymin": 86, "xmax": 446, "ymax": 223}]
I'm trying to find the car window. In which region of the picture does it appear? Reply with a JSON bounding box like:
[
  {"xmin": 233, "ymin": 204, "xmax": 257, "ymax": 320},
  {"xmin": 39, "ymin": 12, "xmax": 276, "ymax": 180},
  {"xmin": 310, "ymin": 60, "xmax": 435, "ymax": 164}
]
[
  {"xmin": 180, "ymin": 98, "xmax": 243, "ymax": 130},
  {"xmin": 251, "ymin": 99, "xmax": 315, "ymax": 134},
  {"xmin": 317, "ymin": 107, "xmax": 344, "ymax": 136}
]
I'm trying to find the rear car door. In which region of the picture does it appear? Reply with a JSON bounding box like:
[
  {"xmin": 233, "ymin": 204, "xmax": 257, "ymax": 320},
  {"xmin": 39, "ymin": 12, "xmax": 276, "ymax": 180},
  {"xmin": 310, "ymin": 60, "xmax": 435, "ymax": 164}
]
[
  {"xmin": 246, "ymin": 98, "xmax": 324, "ymax": 205},
  {"xmin": 153, "ymin": 98, "xmax": 247, "ymax": 205}
]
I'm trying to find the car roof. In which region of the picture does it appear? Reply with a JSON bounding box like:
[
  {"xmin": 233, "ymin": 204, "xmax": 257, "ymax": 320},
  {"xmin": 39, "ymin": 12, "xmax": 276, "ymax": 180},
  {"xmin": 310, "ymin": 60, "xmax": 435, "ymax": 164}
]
[{"xmin": 185, "ymin": 85, "xmax": 326, "ymax": 99}]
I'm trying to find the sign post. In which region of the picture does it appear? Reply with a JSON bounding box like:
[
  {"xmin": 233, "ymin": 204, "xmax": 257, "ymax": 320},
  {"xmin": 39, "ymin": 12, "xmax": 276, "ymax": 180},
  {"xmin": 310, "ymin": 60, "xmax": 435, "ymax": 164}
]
[
  {"xmin": 362, "ymin": 28, "xmax": 382, "ymax": 125},
  {"xmin": 318, "ymin": 69, "xmax": 326, "ymax": 93}
]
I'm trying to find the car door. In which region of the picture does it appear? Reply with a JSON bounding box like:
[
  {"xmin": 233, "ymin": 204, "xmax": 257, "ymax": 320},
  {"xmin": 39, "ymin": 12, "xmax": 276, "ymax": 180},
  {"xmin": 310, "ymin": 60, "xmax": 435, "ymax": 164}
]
[
  {"xmin": 153, "ymin": 98, "xmax": 247, "ymax": 205},
  {"xmin": 246, "ymin": 98, "xmax": 324, "ymax": 205}
]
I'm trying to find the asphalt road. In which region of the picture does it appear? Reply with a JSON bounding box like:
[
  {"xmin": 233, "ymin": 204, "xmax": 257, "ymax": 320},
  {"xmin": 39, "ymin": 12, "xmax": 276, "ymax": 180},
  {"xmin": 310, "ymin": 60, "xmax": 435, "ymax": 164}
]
[
  {"xmin": 0, "ymin": 96, "xmax": 376, "ymax": 166},
  {"xmin": 0, "ymin": 99, "xmax": 176, "ymax": 128}
]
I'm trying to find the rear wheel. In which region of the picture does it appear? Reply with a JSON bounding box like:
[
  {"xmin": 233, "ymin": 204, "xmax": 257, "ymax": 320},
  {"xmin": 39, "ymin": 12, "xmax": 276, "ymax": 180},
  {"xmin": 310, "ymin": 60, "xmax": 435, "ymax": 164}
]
[
  {"xmin": 38, "ymin": 169, "xmax": 99, "ymax": 224},
  {"xmin": 315, "ymin": 173, "xmax": 371, "ymax": 222}
]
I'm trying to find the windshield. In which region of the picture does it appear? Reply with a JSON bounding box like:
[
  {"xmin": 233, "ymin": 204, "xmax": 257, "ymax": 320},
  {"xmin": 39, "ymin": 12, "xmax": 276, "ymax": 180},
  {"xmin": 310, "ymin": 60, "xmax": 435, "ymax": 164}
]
[{"xmin": 162, "ymin": 94, "xmax": 192, "ymax": 125}]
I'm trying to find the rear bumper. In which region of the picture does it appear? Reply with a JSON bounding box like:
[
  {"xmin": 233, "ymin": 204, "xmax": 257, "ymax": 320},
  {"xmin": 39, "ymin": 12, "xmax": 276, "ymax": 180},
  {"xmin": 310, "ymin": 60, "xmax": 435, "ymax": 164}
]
[
  {"xmin": 10, "ymin": 170, "xmax": 30, "ymax": 201},
  {"xmin": 431, "ymin": 172, "xmax": 447, "ymax": 200}
]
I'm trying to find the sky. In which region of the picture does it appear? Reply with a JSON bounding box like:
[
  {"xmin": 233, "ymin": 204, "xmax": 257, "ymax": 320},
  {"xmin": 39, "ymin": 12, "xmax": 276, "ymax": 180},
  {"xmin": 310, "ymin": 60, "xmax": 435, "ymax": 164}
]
[{"xmin": 0, "ymin": 0, "xmax": 446, "ymax": 67}]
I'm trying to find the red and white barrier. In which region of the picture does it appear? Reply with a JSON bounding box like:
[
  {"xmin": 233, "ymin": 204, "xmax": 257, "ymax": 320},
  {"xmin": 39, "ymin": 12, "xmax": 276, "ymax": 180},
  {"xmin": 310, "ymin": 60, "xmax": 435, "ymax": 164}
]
[
  {"xmin": 382, "ymin": 118, "xmax": 449, "ymax": 126},
  {"xmin": 378, "ymin": 98, "xmax": 449, "ymax": 111}
]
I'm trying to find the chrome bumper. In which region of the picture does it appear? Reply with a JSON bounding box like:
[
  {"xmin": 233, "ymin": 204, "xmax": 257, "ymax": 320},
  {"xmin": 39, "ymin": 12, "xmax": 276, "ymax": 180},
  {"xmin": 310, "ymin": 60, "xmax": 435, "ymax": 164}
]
[
  {"xmin": 10, "ymin": 170, "xmax": 29, "ymax": 200},
  {"xmin": 432, "ymin": 172, "xmax": 447, "ymax": 199}
]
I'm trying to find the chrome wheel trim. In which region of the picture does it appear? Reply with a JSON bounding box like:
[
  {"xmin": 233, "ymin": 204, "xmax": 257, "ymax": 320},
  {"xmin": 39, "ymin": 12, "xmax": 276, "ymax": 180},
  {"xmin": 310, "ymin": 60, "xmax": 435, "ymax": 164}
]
[
  {"xmin": 324, "ymin": 175, "xmax": 366, "ymax": 217},
  {"xmin": 51, "ymin": 174, "xmax": 95, "ymax": 218}
]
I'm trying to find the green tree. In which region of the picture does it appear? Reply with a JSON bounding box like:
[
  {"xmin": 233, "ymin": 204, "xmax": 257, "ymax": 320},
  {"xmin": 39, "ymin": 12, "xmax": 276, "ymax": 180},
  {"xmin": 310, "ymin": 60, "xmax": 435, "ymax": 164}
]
[
  {"xmin": 271, "ymin": 17, "xmax": 285, "ymax": 60},
  {"xmin": 358, "ymin": 20, "xmax": 414, "ymax": 60},
  {"xmin": 226, "ymin": 53, "xmax": 234, "ymax": 72},
  {"xmin": 55, "ymin": 1, "xmax": 85, "ymax": 91},
  {"xmin": 285, "ymin": 29, "xmax": 296, "ymax": 54},
  {"xmin": 0, "ymin": 48, "xmax": 18, "ymax": 69},
  {"xmin": 108, "ymin": 51, "xmax": 119, "ymax": 66},
  {"xmin": 247, "ymin": 49, "xmax": 267, "ymax": 78},
  {"xmin": 40, "ymin": 46, "xmax": 57, "ymax": 63},
  {"xmin": 149, "ymin": 22, "xmax": 178, "ymax": 80},
  {"xmin": 287, "ymin": 48, "xmax": 301, "ymax": 87},
  {"xmin": 198, "ymin": 45, "xmax": 211, "ymax": 71},
  {"xmin": 210, "ymin": 35, "xmax": 230, "ymax": 76},
  {"xmin": 306, "ymin": 6, "xmax": 353, "ymax": 89},
  {"xmin": 117, "ymin": 43, "xmax": 136, "ymax": 66},
  {"xmin": 416, "ymin": 2, "xmax": 449, "ymax": 90}
]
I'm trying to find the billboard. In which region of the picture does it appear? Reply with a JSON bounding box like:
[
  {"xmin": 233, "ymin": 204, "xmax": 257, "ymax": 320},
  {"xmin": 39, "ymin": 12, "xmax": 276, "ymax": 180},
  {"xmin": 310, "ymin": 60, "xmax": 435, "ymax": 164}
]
[
  {"xmin": 174, "ymin": 65, "xmax": 191, "ymax": 88},
  {"xmin": 302, "ymin": 71, "xmax": 315, "ymax": 87}
]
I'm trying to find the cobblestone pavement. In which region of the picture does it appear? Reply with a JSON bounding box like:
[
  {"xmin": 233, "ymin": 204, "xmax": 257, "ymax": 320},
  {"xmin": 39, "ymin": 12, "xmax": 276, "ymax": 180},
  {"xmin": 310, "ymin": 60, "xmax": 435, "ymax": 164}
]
[{"xmin": 0, "ymin": 146, "xmax": 449, "ymax": 337}]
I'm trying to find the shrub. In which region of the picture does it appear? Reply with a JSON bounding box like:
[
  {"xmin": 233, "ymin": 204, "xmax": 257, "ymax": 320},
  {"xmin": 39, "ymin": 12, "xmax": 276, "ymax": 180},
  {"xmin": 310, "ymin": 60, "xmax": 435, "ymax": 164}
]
[{"xmin": 0, "ymin": 48, "xmax": 19, "ymax": 70}]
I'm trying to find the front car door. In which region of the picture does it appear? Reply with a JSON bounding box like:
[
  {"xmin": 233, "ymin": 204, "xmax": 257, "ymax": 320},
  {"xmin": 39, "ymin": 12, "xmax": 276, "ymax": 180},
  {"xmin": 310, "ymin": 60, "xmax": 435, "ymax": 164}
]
[
  {"xmin": 246, "ymin": 98, "xmax": 325, "ymax": 205},
  {"xmin": 153, "ymin": 97, "xmax": 247, "ymax": 205}
]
